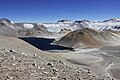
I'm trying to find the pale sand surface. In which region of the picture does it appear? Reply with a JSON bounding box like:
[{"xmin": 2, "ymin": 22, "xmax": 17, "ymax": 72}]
[
  {"xmin": 100, "ymin": 46, "xmax": 120, "ymax": 80},
  {"xmin": 53, "ymin": 49, "xmax": 109, "ymax": 76},
  {"xmin": 53, "ymin": 46, "xmax": 120, "ymax": 80}
]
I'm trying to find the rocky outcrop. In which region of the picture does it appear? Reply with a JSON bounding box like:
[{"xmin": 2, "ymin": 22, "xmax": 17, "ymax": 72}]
[
  {"xmin": 59, "ymin": 28, "xmax": 72, "ymax": 33},
  {"xmin": 57, "ymin": 20, "xmax": 72, "ymax": 23}
]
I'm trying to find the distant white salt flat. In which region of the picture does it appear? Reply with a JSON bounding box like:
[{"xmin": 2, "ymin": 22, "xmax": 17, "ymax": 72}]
[{"xmin": 24, "ymin": 24, "xmax": 34, "ymax": 28}]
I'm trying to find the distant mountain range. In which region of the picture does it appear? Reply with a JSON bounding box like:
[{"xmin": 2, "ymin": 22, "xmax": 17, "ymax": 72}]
[
  {"xmin": 0, "ymin": 18, "xmax": 120, "ymax": 36},
  {"xmin": 43, "ymin": 18, "xmax": 120, "ymax": 32},
  {"xmin": 73, "ymin": 18, "xmax": 120, "ymax": 31},
  {"xmin": 0, "ymin": 18, "xmax": 48, "ymax": 36}
]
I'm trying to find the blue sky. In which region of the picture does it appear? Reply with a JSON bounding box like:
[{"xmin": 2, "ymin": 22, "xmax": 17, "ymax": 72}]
[{"xmin": 0, "ymin": 0, "xmax": 120, "ymax": 22}]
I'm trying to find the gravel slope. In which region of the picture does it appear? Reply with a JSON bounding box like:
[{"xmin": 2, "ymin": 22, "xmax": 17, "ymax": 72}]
[{"xmin": 0, "ymin": 49, "xmax": 111, "ymax": 80}]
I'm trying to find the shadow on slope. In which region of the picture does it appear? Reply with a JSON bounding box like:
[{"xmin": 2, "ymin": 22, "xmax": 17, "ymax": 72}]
[{"xmin": 19, "ymin": 37, "xmax": 73, "ymax": 51}]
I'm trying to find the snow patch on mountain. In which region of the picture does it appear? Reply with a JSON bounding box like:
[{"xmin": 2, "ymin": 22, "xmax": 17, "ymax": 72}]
[
  {"xmin": 10, "ymin": 21, "xmax": 14, "ymax": 24},
  {"xmin": 24, "ymin": 24, "xmax": 34, "ymax": 28},
  {"xmin": 42, "ymin": 23, "xmax": 73, "ymax": 32}
]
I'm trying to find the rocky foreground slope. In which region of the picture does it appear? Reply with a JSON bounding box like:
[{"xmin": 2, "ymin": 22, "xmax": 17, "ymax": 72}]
[{"xmin": 0, "ymin": 49, "xmax": 111, "ymax": 80}]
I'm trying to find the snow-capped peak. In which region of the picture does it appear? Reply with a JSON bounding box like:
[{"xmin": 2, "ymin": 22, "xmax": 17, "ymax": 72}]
[{"xmin": 103, "ymin": 18, "xmax": 120, "ymax": 22}]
